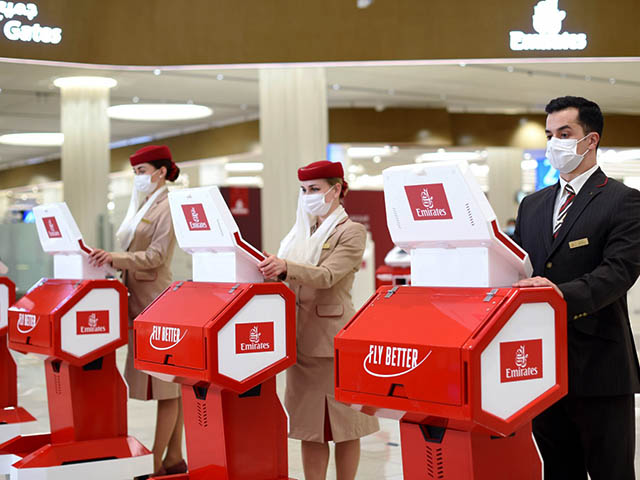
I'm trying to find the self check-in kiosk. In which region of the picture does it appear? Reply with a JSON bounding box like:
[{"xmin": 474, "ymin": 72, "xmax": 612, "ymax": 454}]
[
  {"xmin": 374, "ymin": 246, "xmax": 411, "ymax": 289},
  {"xmin": 335, "ymin": 162, "xmax": 568, "ymax": 479},
  {"xmin": 0, "ymin": 276, "xmax": 37, "ymax": 445},
  {"xmin": 0, "ymin": 202, "xmax": 152, "ymax": 480},
  {"xmin": 133, "ymin": 186, "xmax": 296, "ymax": 480}
]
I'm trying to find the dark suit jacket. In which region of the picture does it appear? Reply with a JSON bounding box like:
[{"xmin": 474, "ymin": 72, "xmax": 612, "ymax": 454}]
[{"xmin": 514, "ymin": 167, "xmax": 640, "ymax": 396}]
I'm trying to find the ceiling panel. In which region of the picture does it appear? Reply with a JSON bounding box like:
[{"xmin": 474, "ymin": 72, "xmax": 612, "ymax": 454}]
[{"xmin": 0, "ymin": 59, "xmax": 638, "ymax": 169}]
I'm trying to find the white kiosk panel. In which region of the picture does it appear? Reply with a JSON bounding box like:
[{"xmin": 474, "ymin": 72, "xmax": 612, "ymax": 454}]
[
  {"xmin": 383, "ymin": 161, "xmax": 532, "ymax": 287},
  {"xmin": 169, "ymin": 187, "xmax": 265, "ymax": 283},
  {"xmin": 33, "ymin": 203, "xmax": 115, "ymax": 279}
]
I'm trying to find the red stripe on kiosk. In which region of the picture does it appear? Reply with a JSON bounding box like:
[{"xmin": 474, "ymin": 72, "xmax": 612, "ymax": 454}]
[{"xmin": 334, "ymin": 161, "xmax": 567, "ymax": 480}]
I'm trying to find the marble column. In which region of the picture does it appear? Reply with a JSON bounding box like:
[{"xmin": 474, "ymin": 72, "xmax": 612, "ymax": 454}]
[
  {"xmin": 487, "ymin": 147, "xmax": 523, "ymax": 227},
  {"xmin": 259, "ymin": 68, "xmax": 328, "ymax": 254},
  {"xmin": 56, "ymin": 77, "xmax": 116, "ymax": 247}
]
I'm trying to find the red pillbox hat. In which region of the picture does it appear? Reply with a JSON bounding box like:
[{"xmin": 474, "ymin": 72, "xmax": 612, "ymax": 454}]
[
  {"xmin": 129, "ymin": 145, "xmax": 172, "ymax": 166},
  {"xmin": 297, "ymin": 160, "xmax": 345, "ymax": 181}
]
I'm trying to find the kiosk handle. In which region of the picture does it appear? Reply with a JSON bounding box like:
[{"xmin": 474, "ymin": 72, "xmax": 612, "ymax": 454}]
[{"xmin": 78, "ymin": 239, "xmax": 119, "ymax": 278}]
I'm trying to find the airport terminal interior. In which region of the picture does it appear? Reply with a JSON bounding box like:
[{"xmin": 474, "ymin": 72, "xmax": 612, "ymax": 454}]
[{"xmin": 1, "ymin": 0, "xmax": 640, "ymax": 478}]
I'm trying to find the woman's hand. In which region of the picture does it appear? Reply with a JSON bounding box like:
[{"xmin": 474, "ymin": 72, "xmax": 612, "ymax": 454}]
[
  {"xmin": 88, "ymin": 249, "xmax": 113, "ymax": 268},
  {"xmin": 258, "ymin": 253, "xmax": 287, "ymax": 280}
]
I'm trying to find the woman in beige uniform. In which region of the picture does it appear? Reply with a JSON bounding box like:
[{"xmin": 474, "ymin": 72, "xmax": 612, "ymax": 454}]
[
  {"xmin": 89, "ymin": 145, "xmax": 186, "ymax": 477},
  {"xmin": 259, "ymin": 160, "xmax": 379, "ymax": 480}
]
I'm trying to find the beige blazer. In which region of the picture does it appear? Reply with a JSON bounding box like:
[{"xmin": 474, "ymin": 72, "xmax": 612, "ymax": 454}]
[
  {"xmin": 111, "ymin": 190, "xmax": 176, "ymax": 321},
  {"xmin": 284, "ymin": 218, "xmax": 366, "ymax": 358}
]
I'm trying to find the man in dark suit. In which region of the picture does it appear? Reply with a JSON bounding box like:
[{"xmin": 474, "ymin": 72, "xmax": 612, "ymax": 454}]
[{"xmin": 513, "ymin": 96, "xmax": 640, "ymax": 480}]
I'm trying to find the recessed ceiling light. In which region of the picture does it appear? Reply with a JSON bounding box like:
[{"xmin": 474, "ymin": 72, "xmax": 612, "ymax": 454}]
[
  {"xmin": 416, "ymin": 151, "xmax": 484, "ymax": 162},
  {"xmin": 224, "ymin": 162, "xmax": 264, "ymax": 173},
  {"xmin": 0, "ymin": 132, "xmax": 63, "ymax": 146},
  {"xmin": 347, "ymin": 146, "xmax": 394, "ymax": 158},
  {"xmin": 153, "ymin": 69, "xmax": 162, "ymax": 76},
  {"xmin": 216, "ymin": 74, "xmax": 224, "ymax": 80},
  {"xmin": 108, "ymin": 103, "xmax": 213, "ymax": 121},
  {"xmin": 225, "ymin": 176, "xmax": 264, "ymax": 187},
  {"xmin": 53, "ymin": 76, "xmax": 117, "ymax": 89}
]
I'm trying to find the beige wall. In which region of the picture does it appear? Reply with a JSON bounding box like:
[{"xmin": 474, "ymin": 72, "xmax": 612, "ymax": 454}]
[
  {"xmin": 0, "ymin": 0, "xmax": 636, "ymax": 65},
  {"xmin": 3, "ymin": 109, "xmax": 640, "ymax": 190},
  {"xmin": 329, "ymin": 108, "xmax": 454, "ymax": 145},
  {"xmin": 110, "ymin": 121, "xmax": 260, "ymax": 172}
]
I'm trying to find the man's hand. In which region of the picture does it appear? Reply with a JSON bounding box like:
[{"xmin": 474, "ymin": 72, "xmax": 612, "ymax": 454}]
[
  {"xmin": 88, "ymin": 249, "xmax": 113, "ymax": 268},
  {"xmin": 258, "ymin": 253, "xmax": 287, "ymax": 280},
  {"xmin": 513, "ymin": 276, "xmax": 564, "ymax": 298}
]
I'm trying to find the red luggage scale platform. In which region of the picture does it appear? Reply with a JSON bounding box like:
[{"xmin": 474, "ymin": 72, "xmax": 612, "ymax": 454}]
[
  {"xmin": 134, "ymin": 186, "xmax": 297, "ymax": 480},
  {"xmin": 0, "ymin": 202, "xmax": 152, "ymax": 480},
  {"xmin": 0, "ymin": 276, "xmax": 38, "ymax": 445},
  {"xmin": 334, "ymin": 161, "xmax": 568, "ymax": 480}
]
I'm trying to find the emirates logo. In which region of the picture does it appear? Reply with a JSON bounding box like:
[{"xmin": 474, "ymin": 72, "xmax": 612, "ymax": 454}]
[
  {"xmin": 249, "ymin": 325, "xmax": 261, "ymax": 344},
  {"xmin": 236, "ymin": 322, "xmax": 275, "ymax": 354},
  {"xmin": 404, "ymin": 183, "xmax": 452, "ymax": 221},
  {"xmin": 500, "ymin": 339, "xmax": 542, "ymax": 383},
  {"xmin": 77, "ymin": 310, "xmax": 109, "ymax": 335},
  {"xmin": 515, "ymin": 345, "xmax": 528, "ymax": 368},
  {"xmin": 421, "ymin": 188, "xmax": 434, "ymax": 209},
  {"xmin": 181, "ymin": 204, "xmax": 210, "ymax": 231},
  {"xmin": 42, "ymin": 216, "xmax": 62, "ymax": 238}
]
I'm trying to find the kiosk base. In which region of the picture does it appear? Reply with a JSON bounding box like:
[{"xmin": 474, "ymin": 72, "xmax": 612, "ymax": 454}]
[
  {"xmin": 0, "ymin": 408, "xmax": 38, "ymax": 445},
  {"xmin": 0, "ymin": 434, "xmax": 152, "ymax": 479},
  {"xmin": 399, "ymin": 421, "xmax": 541, "ymax": 480},
  {"xmin": 179, "ymin": 377, "xmax": 295, "ymax": 480},
  {"xmin": 0, "ymin": 352, "xmax": 153, "ymax": 478}
]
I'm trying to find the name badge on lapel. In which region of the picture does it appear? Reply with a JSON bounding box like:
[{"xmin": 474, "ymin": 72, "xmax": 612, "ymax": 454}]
[
  {"xmin": 322, "ymin": 242, "xmax": 331, "ymax": 250},
  {"xmin": 569, "ymin": 238, "xmax": 589, "ymax": 249}
]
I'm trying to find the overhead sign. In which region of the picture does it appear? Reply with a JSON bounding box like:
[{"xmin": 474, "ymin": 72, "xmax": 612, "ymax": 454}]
[
  {"xmin": 1, "ymin": 2, "xmax": 62, "ymax": 44},
  {"xmin": 510, "ymin": 0, "xmax": 587, "ymax": 51}
]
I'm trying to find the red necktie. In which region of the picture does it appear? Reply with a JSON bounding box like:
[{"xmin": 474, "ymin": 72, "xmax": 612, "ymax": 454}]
[{"xmin": 553, "ymin": 184, "xmax": 576, "ymax": 239}]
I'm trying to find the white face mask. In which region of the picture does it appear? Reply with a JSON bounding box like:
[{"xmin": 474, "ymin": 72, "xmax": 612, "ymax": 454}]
[
  {"xmin": 134, "ymin": 172, "xmax": 158, "ymax": 194},
  {"xmin": 302, "ymin": 185, "xmax": 335, "ymax": 216},
  {"xmin": 546, "ymin": 135, "xmax": 591, "ymax": 174}
]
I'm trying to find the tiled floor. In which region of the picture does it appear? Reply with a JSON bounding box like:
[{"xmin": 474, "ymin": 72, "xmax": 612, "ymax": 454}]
[{"xmin": 5, "ymin": 333, "xmax": 640, "ymax": 479}]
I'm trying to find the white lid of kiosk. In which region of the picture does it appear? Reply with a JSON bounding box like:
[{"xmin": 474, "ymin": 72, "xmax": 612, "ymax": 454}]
[
  {"xmin": 33, "ymin": 202, "xmax": 115, "ymax": 279},
  {"xmin": 383, "ymin": 161, "xmax": 532, "ymax": 287},
  {"xmin": 33, "ymin": 202, "xmax": 85, "ymax": 254},
  {"xmin": 169, "ymin": 186, "xmax": 265, "ymax": 283}
]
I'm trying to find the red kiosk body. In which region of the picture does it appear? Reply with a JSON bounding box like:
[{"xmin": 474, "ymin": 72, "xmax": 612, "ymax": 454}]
[
  {"xmin": 0, "ymin": 203, "xmax": 152, "ymax": 480},
  {"xmin": 0, "ymin": 276, "xmax": 37, "ymax": 444},
  {"xmin": 335, "ymin": 161, "xmax": 568, "ymax": 480},
  {"xmin": 133, "ymin": 186, "xmax": 297, "ymax": 480}
]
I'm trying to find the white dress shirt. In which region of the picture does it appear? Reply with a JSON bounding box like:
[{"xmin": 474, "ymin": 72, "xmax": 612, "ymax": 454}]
[{"xmin": 552, "ymin": 163, "xmax": 600, "ymax": 229}]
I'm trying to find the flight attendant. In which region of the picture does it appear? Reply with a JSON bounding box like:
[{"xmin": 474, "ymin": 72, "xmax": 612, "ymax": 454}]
[
  {"xmin": 89, "ymin": 145, "xmax": 186, "ymax": 477},
  {"xmin": 259, "ymin": 160, "xmax": 379, "ymax": 480}
]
